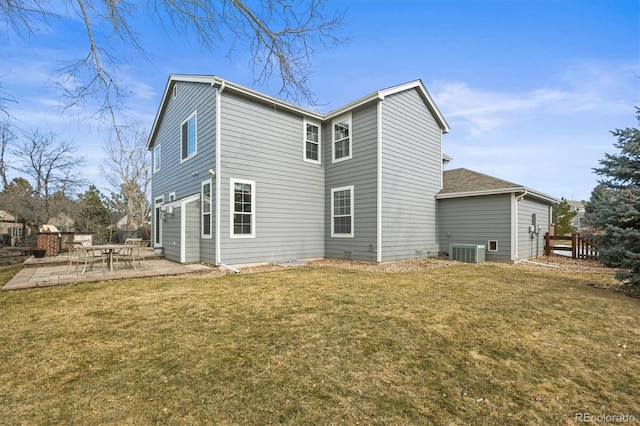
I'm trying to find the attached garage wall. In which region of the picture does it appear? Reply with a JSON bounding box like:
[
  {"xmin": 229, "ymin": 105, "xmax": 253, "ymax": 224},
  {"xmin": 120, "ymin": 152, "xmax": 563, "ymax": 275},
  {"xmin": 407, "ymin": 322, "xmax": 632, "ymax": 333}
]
[
  {"xmin": 437, "ymin": 194, "xmax": 513, "ymax": 262},
  {"xmin": 517, "ymin": 197, "xmax": 551, "ymax": 259}
]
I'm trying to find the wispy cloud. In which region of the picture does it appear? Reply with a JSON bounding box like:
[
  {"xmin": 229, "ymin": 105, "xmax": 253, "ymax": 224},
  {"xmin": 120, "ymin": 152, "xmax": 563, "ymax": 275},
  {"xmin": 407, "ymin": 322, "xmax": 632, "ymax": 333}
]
[{"xmin": 431, "ymin": 61, "xmax": 638, "ymax": 136}]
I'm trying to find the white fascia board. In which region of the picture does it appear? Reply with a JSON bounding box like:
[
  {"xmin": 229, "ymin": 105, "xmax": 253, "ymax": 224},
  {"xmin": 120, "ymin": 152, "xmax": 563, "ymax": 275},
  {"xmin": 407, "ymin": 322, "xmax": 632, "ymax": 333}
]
[
  {"xmin": 146, "ymin": 75, "xmax": 220, "ymax": 150},
  {"xmin": 212, "ymin": 77, "xmax": 323, "ymax": 121},
  {"xmin": 379, "ymin": 80, "xmax": 450, "ymax": 133},
  {"xmin": 436, "ymin": 188, "xmax": 524, "ymax": 199},
  {"xmin": 437, "ymin": 187, "xmax": 558, "ymax": 204},
  {"xmin": 147, "ymin": 75, "xmax": 323, "ymax": 150},
  {"xmin": 325, "ymin": 80, "xmax": 450, "ymax": 133}
]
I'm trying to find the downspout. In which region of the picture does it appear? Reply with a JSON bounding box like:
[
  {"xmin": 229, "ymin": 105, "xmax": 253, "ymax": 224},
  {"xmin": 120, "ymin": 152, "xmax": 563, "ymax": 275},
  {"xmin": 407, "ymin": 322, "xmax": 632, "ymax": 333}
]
[
  {"xmin": 213, "ymin": 81, "xmax": 239, "ymax": 274},
  {"xmin": 376, "ymin": 99, "xmax": 383, "ymax": 262},
  {"xmin": 214, "ymin": 80, "xmax": 225, "ymax": 267}
]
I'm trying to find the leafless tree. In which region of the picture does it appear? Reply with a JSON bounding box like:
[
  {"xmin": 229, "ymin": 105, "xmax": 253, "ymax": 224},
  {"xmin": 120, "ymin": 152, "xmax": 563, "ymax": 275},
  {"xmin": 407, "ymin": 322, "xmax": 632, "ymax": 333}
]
[
  {"xmin": 100, "ymin": 124, "xmax": 151, "ymax": 233},
  {"xmin": 9, "ymin": 130, "xmax": 85, "ymax": 229},
  {"xmin": 0, "ymin": 121, "xmax": 15, "ymax": 189},
  {"xmin": 1, "ymin": 0, "xmax": 346, "ymax": 123}
]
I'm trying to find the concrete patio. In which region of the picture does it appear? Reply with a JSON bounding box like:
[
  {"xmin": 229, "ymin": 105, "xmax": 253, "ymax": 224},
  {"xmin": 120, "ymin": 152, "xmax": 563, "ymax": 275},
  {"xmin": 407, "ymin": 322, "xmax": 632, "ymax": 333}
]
[{"xmin": 2, "ymin": 249, "xmax": 217, "ymax": 291}]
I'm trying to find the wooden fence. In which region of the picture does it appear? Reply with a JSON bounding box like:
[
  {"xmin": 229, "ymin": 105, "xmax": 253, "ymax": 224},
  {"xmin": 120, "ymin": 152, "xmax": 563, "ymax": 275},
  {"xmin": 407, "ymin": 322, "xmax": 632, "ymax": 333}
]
[{"xmin": 544, "ymin": 233, "xmax": 598, "ymax": 260}]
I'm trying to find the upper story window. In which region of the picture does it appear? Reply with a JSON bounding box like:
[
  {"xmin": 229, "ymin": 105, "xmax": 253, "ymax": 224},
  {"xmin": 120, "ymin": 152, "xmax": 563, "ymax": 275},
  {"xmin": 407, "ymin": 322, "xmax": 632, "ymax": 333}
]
[
  {"xmin": 332, "ymin": 114, "xmax": 352, "ymax": 163},
  {"xmin": 304, "ymin": 120, "xmax": 321, "ymax": 163},
  {"xmin": 153, "ymin": 144, "xmax": 161, "ymax": 173},
  {"xmin": 181, "ymin": 111, "xmax": 197, "ymax": 161}
]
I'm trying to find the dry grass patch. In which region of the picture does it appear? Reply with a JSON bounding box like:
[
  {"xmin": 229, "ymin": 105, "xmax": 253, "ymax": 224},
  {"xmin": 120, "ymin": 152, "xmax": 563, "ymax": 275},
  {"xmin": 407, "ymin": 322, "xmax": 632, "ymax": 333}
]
[{"xmin": 0, "ymin": 262, "xmax": 638, "ymax": 424}]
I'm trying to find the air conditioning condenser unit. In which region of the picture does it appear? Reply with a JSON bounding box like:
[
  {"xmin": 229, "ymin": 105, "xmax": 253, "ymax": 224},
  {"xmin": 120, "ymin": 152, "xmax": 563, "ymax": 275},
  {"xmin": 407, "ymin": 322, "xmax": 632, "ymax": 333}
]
[{"xmin": 449, "ymin": 244, "xmax": 486, "ymax": 263}]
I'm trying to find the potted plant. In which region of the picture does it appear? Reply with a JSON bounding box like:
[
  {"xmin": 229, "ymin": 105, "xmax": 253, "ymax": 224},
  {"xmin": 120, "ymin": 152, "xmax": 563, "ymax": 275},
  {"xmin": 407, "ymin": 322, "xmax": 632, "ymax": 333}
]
[{"xmin": 32, "ymin": 248, "xmax": 47, "ymax": 258}]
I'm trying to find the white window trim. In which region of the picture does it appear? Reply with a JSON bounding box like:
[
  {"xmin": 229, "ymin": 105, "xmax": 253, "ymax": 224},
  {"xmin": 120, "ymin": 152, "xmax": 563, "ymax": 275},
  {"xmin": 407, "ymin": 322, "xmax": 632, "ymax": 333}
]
[
  {"xmin": 332, "ymin": 113, "xmax": 352, "ymax": 164},
  {"xmin": 303, "ymin": 118, "xmax": 321, "ymax": 164},
  {"xmin": 180, "ymin": 110, "xmax": 198, "ymax": 163},
  {"xmin": 331, "ymin": 185, "xmax": 354, "ymax": 238},
  {"xmin": 172, "ymin": 84, "xmax": 177, "ymax": 99},
  {"xmin": 230, "ymin": 178, "xmax": 256, "ymax": 239},
  {"xmin": 168, "ymin": 192, "xmax": 176, "ymax": 202},
  {"xmin": 153, "ymin": 144, "xmax": 161, "ymax": 173},
  {"xmin": 201, "ymin": 179, "xmax": 213, "ymax": 239},
  {"xmin": 153, "ymin": 196, "xmax": 165, "ymax": 247},
  {"xmin": 488, "ymin": 240, "xmax": 499, "ymax": 252}
]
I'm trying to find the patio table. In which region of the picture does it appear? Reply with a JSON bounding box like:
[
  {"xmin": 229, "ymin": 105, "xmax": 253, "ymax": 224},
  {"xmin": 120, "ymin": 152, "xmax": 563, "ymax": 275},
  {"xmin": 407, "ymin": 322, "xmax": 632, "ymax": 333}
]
[{"xmin": 88, "ymin": 244, "xmax": 125, "ymax": 272}]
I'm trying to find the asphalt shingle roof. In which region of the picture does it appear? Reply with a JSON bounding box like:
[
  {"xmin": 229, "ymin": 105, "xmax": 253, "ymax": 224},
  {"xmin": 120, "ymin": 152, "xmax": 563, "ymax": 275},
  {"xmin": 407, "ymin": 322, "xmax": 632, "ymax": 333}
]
[{"xmin": 440, "ymin": 168, "xmax": 522, "ymax": 194}]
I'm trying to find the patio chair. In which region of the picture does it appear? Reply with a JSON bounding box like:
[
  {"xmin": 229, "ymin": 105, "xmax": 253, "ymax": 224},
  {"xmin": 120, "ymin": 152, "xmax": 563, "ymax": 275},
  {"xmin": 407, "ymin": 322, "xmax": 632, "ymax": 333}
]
[
  {"xmin": 67, "ymin": 241, "xmax": 106, "ymax": 274},
  {"xmin": 114, "ymin": 238, "xmax": 145, "ymax": 270}
]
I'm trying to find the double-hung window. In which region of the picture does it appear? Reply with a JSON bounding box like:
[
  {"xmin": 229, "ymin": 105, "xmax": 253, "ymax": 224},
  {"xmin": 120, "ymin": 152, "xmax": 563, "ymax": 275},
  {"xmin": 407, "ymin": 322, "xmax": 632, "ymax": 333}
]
[
  {"xmin": 304, "ymin": 120, "xmax": 321, "ymax": 163},
  {"xmin": 202, "ymin": 180, "xmax": 212, "ymax": 238},
  {"xmin": 153, "ymin": 144, "xmax": 161, "ymax": 173},
  {"xmin": 331, "ymin": 185, "xmax": 354, "ymax": 237},
  {"xmin": 181, "ymin": 111, "xmax": 197, "ymax": 161},
  {"xmin": 332, "ymin": 114, "xmax": 352, "ymax": 163},
  {"xmin": 231, "ymin": 179, "xmax": 255, "ymax": 238}
]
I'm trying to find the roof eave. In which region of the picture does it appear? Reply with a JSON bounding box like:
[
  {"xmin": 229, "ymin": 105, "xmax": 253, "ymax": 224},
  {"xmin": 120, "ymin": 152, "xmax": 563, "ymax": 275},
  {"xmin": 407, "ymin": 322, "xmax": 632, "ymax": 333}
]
[
  {"xmin": 324, "ymin": 80, "xmax": 450, "ymax": 133},
  {"xmin": 437, "ymin": 187, "xmax": 558, "ymax": 204}
]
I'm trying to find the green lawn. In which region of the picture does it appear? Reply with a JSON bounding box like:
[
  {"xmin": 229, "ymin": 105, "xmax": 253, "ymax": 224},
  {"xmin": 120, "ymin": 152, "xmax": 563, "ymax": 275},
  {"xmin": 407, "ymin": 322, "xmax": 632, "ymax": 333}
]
[{"xmin": 0, "ymin": 262, "xmax": 638, "ymax": 425}]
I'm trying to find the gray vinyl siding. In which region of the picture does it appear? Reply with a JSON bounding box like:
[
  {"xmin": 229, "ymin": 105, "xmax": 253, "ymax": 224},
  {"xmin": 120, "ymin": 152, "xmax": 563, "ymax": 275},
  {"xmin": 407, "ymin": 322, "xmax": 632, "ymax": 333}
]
[
  {"xmin": 162, "ymin": 206, "xmax": 181, "ymax": 263},
  {"xmin": 219, "ymin": 91, "xmax": 325, "ymax": 265},
  {"xmin": 325, "ymin": 104, "xmax": 378, "ymax": 262},
  {"xmin": 150, "ymin": 81, "xmax": 217, "ymax": 200},
  {"xmin": 437, "ymin": 194, "xmax": 513, "ymax": 262},
  {"xmin": 149, "ymin": 81, "xmax": 217, "ymax": 258},
  {"xmin": 380, "ymin": 89, "xmax": 441, "ymax": 261},
  {"xmin": 517, "ymin": 197, "xmax": 550, "ymax": 259},
  {"xmin": 185, "ymin": 199, "xmax": 201, "ymax": 263}
]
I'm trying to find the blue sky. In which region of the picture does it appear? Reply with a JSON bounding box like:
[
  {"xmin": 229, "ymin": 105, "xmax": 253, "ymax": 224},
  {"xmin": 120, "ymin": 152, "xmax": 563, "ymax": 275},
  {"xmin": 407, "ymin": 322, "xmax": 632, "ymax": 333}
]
[{"xmin": 2, "ymin": 0, "xmax": 639, "ymax": 201}]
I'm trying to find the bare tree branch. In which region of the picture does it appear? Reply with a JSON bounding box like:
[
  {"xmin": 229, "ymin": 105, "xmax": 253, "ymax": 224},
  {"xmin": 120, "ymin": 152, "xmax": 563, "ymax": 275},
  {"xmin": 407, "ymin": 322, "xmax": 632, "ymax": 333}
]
[
  {"xmin": 100, "ymin": 123, "xmax": 151, "ymax": 231},
  {"xmin": 2, "ymin": 0, "xmax": 346, "ymax": 124},
  {"xmin": 7, "ymin": 129, "xmax": 86, "ymax": 228}
]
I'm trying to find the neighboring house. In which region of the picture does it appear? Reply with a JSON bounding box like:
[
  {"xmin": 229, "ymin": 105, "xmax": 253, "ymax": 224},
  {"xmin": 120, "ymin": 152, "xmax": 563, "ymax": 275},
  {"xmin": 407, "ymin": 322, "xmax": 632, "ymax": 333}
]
[
  {"xmin": 147, "ymin": 75, "xmax": 554, "ymax": 266},
  {"xmin": 437, "ymin": 168, "xmax": 557, "ymax": 262},
  {"xmin": 567, "ymin": 200, "xmax": 585, "ymax": 229},
  {"xmin": 0, "ymin": 210, "xmax": 28, "ymax": 246}
]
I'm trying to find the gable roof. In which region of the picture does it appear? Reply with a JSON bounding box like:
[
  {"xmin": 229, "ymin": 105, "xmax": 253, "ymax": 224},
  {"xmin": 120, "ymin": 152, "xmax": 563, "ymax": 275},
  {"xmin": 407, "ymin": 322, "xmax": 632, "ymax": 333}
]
[
  {"xmin": 437, "ymin": 168, "xmax": 557, "ymax": 204},
  {"xmin": 324, "ymin": 80, "xmax": 450, "ymax": 132},
  {"xmin": 147, "ymin": 75, "xmax": 449, "ymax": 149}
]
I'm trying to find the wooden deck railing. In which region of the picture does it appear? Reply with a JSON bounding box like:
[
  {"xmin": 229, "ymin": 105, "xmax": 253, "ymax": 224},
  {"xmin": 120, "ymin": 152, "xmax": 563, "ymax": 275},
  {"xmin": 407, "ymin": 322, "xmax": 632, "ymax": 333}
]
[{"xmin": 544, "ymin": 233, "xmax": 598, "ymax": 260}]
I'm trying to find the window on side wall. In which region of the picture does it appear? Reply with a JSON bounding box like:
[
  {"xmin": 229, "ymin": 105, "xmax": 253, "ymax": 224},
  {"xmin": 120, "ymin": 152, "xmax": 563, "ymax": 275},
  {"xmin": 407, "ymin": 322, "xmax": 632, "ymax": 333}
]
[
  {"xmin": 304, "ymin": 120, "xmax": 321, "ymax": 163},
  {"xmin": 153, "ymin": 144, "xmax": 161, "ymax": 173},
  {"xmin": 181, "ymin": 111, "xmax": 197, "ymax": 161},
  {"xmin": 154, "ymin": 196, "xmax": 164, "ymax": 246},
  {"xmin": 331, "ymin": 185, "xmax": 354, "ymax": 237},
  {"xmin": 332, "ymin": 114, "xmax": 352, "ymax": 163},
  {"xmin": 202, "ymin": 180, "xmax": 212, "ymax": 238},
  {"xmin": 231, "ymin": 179, "xmax": 255, "ymax": 238}
]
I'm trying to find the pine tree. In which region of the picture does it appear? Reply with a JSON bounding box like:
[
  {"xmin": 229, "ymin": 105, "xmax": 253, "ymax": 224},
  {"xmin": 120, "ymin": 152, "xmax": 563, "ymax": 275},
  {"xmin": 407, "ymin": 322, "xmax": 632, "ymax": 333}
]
[
  {"xmin": 552, "ymin": 198, "xmax": 577, "ymax": 236},
  {"xmin": 77, "ymin": 186, "xmax": 112, "ymax": 243},
  {"xmin": 586, "ymin": 108, "xmax": 640, "ymax": 286}
]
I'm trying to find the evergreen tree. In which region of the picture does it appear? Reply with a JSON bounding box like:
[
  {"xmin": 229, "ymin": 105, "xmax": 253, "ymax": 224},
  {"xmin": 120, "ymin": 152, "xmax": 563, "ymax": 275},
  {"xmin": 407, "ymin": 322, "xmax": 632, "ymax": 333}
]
[
  {"xmin": 77, "ymin": 186, "xmax": 111, "ymax": 243},
  {"xmin": 585, "ymin": 108, "xmax": 640, "ymax": 286},
  {"xmin": 552, "ymin": 198, "xmax": 577, "ymax": 235}
]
